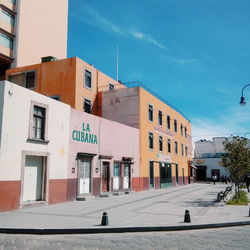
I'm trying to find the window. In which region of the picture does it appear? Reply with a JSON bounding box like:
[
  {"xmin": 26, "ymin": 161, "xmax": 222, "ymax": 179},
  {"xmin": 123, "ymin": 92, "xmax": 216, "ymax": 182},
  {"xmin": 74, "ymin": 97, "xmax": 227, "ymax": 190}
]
[
  {"xmin": 158, "ymin": 110, "xmax": 162, "ymax": 125},
  {"xmin": 185, "ymin": 146, "xmax": 188, "ymax": 156},
  {"xmin": 50, "ymin": 95, "xmax": 60, "ymax": 101},
  {"xmin": 175, "ymin": 141, "xmax": 178, "ymax": 154},
  {"xmin": 168, "ymin": 139, "xmax": 171, "ymax": 153},
  {"xmin": 167, "ymin": 115, "xmax": 171, "ymax": 129},
  {"xmin": 83, "ymin": 99, "xmax": 91, "ymax": 113},
  {"xmin": 181, "ymin": 124, "xmax": 183, "ymax": 136},
  {"xmin": 149, "ymin": 132, "xmax": 154, "ymax": 149},
  {"xmin": 181, "ymin": 144, "xmax": 184, "ymax": 156},
  {"xmin": 185, "ymin": 127, "xmax": 187, "ymax": 138},
  {"xmin": 159, "ymin": 136, "xmax": 163, "ymax": 151},
  {"xmin": 148, "ymin": 105, "xmax": 153, "ymax": 121},
  {"xmin": 174, "ymin": 119, "xmax": 177, "ymax": 132},
  {"xmin": 8, "ymin": 71, "xmax": 36, "ymax": 89},
  {"xmin": 0, "ymin": 32, "xmax": 13, "ymax": 49},
  {"xmin": 109, "ymin": 83, "xmax": 114, "ymax": 90},
  {"xmin": 114, "ymin": 162, "xmax": 120, "ymax": 176},
  {"xmin": 0, "ymin": 9, "xmax": 15, "ymax": 26},
  {"xmin": 33, "ymin": 106, "xmax": 46, "ymax": 140},
  {"xmin": 84, "ymin": 70, "xmax": 92, "ymax": 88}
]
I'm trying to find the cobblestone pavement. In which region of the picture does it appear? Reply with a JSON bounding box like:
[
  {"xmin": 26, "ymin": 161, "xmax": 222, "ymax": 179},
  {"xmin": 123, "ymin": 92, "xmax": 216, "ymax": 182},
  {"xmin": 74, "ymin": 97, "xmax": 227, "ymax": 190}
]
[{"xmin": 1, "ymin": 225, "xmax": 250, "ymax": 249}]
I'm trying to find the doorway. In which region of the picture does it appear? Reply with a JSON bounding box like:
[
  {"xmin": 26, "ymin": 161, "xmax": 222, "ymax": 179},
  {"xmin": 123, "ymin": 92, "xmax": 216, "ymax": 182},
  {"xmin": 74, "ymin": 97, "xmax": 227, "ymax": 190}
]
[
  {"xmin": 160, "ymin": 163, "xmax": 172, "ymax": 188},
  {"xmin": 78, "ymin": 158, "xmax": 91, "ymax": 195},
  {"xmin": 113, "ymin": 162, "xmax": 120, "ymax": 190},
  {"xmin": 123, "ymin": 163, "xmax": 131, "ymax": 189},
  {"xmin": 149, "ymin": 161, "xmax": 154, "ymax": 188},
  {"xmin": 23, "ymin": 156, "xmax": 45, "ymax": 202},
  {"xmin": 102, "ymin": 162, "xmax": 110, "ymax": 192}
]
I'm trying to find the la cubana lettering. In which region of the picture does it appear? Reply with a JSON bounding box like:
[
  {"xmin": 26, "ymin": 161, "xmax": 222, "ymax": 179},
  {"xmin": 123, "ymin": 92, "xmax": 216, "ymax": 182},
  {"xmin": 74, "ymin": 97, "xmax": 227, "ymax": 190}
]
[{"xmin": 72, "ymin": 123, "xmax": 98, "ymax": 144}]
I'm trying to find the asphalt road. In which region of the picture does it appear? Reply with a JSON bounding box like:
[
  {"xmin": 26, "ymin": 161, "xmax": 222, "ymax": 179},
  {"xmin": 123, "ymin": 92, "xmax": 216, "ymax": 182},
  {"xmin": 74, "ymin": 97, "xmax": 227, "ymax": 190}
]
[{"xmin": 1, "ymin": 225, "xmax": 250, "ymax": 249}]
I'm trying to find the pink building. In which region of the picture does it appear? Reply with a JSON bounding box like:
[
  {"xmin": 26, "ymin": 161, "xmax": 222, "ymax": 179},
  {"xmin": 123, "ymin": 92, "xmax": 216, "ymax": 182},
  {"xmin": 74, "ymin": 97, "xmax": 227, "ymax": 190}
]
[{"xmin": 68, "ymin": 109, "xmax": 140, "ymax": 199}]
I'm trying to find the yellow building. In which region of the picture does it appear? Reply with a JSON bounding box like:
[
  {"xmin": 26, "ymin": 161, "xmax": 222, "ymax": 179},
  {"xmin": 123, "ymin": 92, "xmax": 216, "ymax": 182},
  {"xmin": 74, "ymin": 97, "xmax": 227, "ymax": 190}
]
[{"xmin": 100, "ymin": 82, "xmax": 193, "ymax": 191}]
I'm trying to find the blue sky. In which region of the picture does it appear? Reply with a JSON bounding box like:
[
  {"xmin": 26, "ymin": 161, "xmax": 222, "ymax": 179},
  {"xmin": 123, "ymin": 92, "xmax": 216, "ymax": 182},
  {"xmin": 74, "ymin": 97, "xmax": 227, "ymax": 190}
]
[{"xmin": 68, "ymin": 0, "xmax": 250, "ymax": 141}]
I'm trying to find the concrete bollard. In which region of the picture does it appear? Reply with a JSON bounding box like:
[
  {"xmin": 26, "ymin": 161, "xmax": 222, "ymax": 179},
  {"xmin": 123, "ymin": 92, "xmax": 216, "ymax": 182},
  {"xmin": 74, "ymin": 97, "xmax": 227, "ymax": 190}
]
[
  {"xmin": 184, "ymin": 210, "xmax": 191, "ymax": 223},
  {"xmin": 101, "ymin": 212, "xmax": 109, "ymax": 226}
]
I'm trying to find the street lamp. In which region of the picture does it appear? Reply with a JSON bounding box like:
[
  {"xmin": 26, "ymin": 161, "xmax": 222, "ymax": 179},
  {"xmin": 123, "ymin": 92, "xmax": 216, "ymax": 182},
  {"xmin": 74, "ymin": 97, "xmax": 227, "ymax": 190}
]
[{"xmin": 239, "ymin": 84, "xmax": 250, "ymax": 106}]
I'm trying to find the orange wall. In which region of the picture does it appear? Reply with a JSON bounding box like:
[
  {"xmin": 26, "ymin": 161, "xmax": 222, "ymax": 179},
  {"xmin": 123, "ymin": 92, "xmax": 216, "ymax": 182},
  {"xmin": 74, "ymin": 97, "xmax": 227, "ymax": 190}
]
[{"xmin": 139, "ymin": 88, "xmax": 192, "ymax": 179}]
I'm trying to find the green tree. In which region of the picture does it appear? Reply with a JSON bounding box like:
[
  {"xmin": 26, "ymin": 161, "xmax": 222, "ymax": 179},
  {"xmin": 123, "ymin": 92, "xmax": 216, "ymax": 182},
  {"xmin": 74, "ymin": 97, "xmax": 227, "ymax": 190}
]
[{"xmin": 222, "ymin": 136, "xmax": 250, "ymax": 200}]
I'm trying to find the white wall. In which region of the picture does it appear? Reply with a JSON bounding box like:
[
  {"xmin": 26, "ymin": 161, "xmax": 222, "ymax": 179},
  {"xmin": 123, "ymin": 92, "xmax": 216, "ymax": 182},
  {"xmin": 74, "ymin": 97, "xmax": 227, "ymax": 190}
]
[{"xmin": 0, "ymin": 81, "xmax": 70, "ymax": 181}]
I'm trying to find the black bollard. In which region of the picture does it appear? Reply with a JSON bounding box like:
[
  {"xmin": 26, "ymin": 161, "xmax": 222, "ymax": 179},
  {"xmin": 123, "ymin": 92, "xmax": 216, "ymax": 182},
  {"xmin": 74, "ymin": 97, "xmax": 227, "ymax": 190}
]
[
  {"xmin": 101, "ymin": 212, "xmax": 109, "ymax": 226},
  {"xmin": 184, "ymin": 210, "xmax": 191, "ymax": 223}
]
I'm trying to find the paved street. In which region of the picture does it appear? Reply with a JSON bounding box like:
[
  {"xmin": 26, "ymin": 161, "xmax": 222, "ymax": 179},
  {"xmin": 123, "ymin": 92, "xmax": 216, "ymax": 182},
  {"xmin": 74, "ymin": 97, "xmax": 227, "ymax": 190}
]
[
  {"xmin": 0, "ymin": 183, "xmax": 250, "ymax": 249},
  {"xmin": 0, "ymin": 183, "xmax": 249, "ymax": 229},
  {"xmin": 1, "ymin": 225, "xmax": 250, "ymax": 249}
]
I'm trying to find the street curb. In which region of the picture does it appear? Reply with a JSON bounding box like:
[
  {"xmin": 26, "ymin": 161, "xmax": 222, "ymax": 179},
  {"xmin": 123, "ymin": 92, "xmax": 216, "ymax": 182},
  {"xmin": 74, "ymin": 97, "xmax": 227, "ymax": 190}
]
[{"xmin": 0, "ymin": 221, "xmax": 250, "ymax": 235}]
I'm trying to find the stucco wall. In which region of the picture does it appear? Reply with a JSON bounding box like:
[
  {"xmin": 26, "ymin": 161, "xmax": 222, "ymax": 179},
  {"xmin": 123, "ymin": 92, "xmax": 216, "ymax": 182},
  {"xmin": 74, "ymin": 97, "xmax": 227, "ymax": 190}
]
[
  {"xmin": 15, "ymin": 0, "xmax": 68, "ymax": 67},
  {"xmin": 0, "ymin": 80, "xmax": 70, "ymax": 181},
  {"xmin": 69, "ymin": 108, "xmax": 139, "ymax": 180}
]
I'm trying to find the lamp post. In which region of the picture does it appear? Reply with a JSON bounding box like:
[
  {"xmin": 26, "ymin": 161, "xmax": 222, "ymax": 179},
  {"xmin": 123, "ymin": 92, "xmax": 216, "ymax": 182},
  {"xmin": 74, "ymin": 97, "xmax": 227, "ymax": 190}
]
[{"xmin": 239, "ymin": 84, "xmax": 250, "ymax": 106}]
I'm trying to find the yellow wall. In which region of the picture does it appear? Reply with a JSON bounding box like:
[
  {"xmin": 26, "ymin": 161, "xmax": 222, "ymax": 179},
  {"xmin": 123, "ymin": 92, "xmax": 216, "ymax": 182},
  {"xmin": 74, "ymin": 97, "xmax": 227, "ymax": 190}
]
[{"xmin": 139, "ymin": 87, "xmax": 192, "ymax": 179}]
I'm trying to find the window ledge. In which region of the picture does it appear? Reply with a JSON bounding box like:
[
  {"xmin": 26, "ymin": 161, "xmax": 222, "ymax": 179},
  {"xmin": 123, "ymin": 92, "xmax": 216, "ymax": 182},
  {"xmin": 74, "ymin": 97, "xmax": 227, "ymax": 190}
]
[{"xmin": 27, "ymin": 138, "xmax": 49, "ymax": 144}]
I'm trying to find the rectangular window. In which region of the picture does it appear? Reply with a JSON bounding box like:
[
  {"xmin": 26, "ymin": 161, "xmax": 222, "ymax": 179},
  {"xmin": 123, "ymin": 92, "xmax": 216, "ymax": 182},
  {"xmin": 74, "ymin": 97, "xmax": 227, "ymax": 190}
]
[
  {"xmin": 0, "ymin": 9, "xmax": 15, "ymax": 26},
  {"xmin": 181, "ymin": 144, "xmax": 184, "ymax": 156},
  {"xmin": 167, "ymin": 115, "xmax": 171, "ymax": 129},
  {"xmin": 109, "ymin": 83, "xmax": 114, "ymax": 90},
  {"xmin": 168, "ymin": 139, "xmax": 171, "ymax": 153},
  {"xmin": 181, "ymin": 124, "xmax": 183, "ymax": 136},
  {"xmin": 174, "ymin": 119, "xmax": 177, "ymax": 132},
  {"xmin": 175, "ymin": 141, "xmax": 178, "ymax": 154},
  {"xmin": 158, "ymin": 110, "xmax": 162, "ymax": 125},
  {"xmin": 148, "ymin": 105, "xmax": 153, "ymax": 121},
  {"xmin": 149, "ymin": 132, "xmax": 154, "ymax": 149},
  {"xmin": 113, "ymin": 162, "xmax": 120, "ymax": 176},
  {"xmin": 8, "ymin": 71, "xmax": 36, "ymax": 89},
  {"xmin": 185, "ymin": 127, "xmax": 187, "ymax": 138},
  {"xmin": 50, "ymin": 95, "xmax": 60, "ymax": 101},
  {"xmin": 159, "ymin": 136, "xmax": 163, "ymax": 151},
  {"xmin": 185, "ymin": 146, "xmax": 188, "ymax": 156},
  {"xmin": 84, "ymin": 70, "xmax": 92, "ymax": 88},
  {"xmin": 83, "ymin": 99, "xmax": 91, "ymax": 113},
  {"xmin": 0, "ymin": 32, "xmax": 13, "ymax": 49},
  {"xmin": 33, "ymin": 106, "xmax": 46, "ymax": 140}
]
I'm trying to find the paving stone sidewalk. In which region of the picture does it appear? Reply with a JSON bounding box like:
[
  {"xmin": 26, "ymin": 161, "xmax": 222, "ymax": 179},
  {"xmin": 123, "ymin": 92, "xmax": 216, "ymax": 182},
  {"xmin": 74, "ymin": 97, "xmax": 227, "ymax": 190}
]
[{"xmin": 0, "ymin": 183, "xmax": 249, "ymax": 230}]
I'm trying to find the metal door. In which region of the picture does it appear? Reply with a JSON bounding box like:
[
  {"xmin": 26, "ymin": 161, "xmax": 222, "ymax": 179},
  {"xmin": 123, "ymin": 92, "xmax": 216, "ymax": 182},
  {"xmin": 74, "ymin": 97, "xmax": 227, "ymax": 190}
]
[
  {"xmin": 78, "ymin": 159, "xmax": 91, "ymax": 195},
  {"xmin": 23, "ymin": 156, "xmax": 44, "ymax": 202},
  {"xmin": 149, "ymin": 161, "xmax": 154, "ymax": 188},
  {"xmin": 113, "ymin": 162, "xmax": 120, "ymax": 190},
  {"xmin": 102, "ymin": 162, "xmax": 110, "ymax": 192},
  {"xmin": 123, "ymin": 164, "xmax": 130, "ymax": 189}
]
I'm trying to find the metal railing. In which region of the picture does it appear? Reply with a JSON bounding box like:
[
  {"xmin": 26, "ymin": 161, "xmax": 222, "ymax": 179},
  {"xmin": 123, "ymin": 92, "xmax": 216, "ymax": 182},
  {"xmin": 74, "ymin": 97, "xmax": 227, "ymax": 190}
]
[{"xmin": 98, "ymin": 81, "xmax": 190, "ymax": 121}]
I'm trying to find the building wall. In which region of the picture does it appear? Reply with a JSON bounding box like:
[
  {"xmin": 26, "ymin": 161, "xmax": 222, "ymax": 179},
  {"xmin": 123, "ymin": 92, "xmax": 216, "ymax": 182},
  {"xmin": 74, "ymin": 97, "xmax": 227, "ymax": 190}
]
[
  {"xmin": 14, "ymin": 0, "xmax": 68, "ymax": 67},
  {"xmin": 69, "ymin": 109, "xmax": 139, "ymax": 197},
  {"xmin": 101, "ymin": 86, "xmax": 192, "ymax": 190},
  {"xmin": 0, "ymin": 81, "xmax": 70, "ymax": 211}
]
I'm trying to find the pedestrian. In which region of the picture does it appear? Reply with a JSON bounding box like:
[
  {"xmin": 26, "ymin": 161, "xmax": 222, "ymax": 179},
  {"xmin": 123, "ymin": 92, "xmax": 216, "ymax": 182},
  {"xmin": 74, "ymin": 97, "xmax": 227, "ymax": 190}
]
[{"xmin": 212, "ymin": 175, "xmax": 217, "ymax": 185}]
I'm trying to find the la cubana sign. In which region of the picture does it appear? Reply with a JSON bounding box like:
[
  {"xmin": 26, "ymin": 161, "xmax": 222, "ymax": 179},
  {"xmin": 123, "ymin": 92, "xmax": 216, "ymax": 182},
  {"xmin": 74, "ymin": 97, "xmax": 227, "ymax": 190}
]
[{"xmin": 72, "ymin": 123, "xmax": 98, "ymax": 144}]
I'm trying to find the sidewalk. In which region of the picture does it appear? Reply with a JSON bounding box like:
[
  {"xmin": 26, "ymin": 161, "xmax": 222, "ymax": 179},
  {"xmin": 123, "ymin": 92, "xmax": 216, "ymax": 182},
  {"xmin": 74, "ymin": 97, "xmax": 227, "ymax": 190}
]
[{"xmin": 0, "ymin": 183, "xmax": 249, "ymax": 233}]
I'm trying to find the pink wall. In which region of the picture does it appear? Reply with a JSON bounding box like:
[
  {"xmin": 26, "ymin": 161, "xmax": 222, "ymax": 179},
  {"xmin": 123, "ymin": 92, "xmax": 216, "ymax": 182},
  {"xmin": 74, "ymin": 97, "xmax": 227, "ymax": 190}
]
[{"xmin": 68, "ymin": 109, "xmax": 139, "ymax": 179}]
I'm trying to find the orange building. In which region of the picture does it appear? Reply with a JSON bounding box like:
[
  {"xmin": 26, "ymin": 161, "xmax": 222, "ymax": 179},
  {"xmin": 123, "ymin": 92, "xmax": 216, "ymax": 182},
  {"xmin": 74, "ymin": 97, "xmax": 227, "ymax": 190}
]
[
  {"xmin": 100, "ymin": 83, "xmax": 193, "ymax": 191},
  {"xmin": 6, "ymin": 57, "xmax": 121, "ymax": 114}
]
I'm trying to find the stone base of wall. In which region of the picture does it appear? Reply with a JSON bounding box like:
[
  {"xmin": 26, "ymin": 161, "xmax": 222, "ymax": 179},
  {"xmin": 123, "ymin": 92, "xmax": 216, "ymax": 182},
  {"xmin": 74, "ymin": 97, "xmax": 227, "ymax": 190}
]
[{"xmin": 0, "ymin": 181, "xmax": 21, "ymax": 211}]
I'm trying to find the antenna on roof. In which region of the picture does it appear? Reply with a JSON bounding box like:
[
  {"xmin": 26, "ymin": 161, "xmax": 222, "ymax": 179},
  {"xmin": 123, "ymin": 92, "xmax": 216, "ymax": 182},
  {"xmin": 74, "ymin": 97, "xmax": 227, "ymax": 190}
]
[{"xmin": 116, "ymin": 43, "xmax": 119, "ymax": 81}]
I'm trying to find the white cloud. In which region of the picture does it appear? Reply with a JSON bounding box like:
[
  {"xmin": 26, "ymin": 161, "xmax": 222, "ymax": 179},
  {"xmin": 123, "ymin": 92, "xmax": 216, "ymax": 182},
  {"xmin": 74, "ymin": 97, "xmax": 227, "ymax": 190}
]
[
  {"xmin": 132, "ymin": 32, "xmax": 167, "ymax": 49},
  {"xmin": 192, "ymin": 107, "xmax": 250, "ymax": 141},
  {"xmin": 174, "ymin": 58, "xmax": 200, "ymax": 65},
  {"xmin": 74, "ymin": 4, "xmax": 166, "ymax": 49}
]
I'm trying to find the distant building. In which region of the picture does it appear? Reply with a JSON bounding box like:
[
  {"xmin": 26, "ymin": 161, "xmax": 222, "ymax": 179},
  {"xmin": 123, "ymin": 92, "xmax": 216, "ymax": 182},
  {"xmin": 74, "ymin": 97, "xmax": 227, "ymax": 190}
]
[
  {"xmin": 193, "ymin": 137, "xmax": 229, "ymax": 181},
  {"xmin": 0, "ymin": 0, "xmax": 68, "ymax": 79}
]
